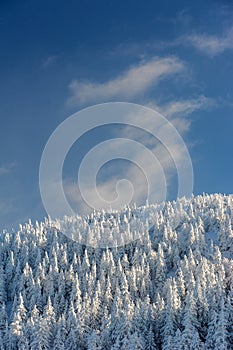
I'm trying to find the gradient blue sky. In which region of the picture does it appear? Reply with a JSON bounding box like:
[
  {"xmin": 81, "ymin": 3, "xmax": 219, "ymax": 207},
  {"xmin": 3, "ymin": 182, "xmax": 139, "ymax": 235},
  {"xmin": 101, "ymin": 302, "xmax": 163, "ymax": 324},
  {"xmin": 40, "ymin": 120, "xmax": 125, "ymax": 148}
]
[{"xmin": 0, "ymin": 0, "xmax": 233, "ymax": 229}]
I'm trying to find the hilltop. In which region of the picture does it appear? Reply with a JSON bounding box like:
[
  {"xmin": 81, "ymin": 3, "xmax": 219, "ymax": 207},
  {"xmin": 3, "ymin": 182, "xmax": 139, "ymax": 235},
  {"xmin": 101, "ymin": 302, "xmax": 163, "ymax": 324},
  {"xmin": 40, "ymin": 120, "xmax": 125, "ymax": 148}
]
[{"xmin": 0, "ymin": 193, "xmax": 232, "ymax": 349}]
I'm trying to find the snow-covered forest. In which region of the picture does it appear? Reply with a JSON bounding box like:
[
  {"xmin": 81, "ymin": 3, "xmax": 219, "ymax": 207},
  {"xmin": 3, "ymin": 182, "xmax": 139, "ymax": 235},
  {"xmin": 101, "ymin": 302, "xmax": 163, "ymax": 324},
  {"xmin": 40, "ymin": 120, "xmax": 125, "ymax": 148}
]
[{"xmin": 0, "ymin": 193, "xmax": 233, "ymax": 349}]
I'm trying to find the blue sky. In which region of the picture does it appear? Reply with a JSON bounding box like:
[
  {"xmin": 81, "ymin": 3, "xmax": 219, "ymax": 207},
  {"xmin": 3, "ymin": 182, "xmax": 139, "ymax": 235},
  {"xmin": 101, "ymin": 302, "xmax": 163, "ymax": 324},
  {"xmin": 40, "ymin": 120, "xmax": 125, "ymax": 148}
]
[{"xmin": 0, "ymin": 0, "xmax": 233, "ymax": 229}]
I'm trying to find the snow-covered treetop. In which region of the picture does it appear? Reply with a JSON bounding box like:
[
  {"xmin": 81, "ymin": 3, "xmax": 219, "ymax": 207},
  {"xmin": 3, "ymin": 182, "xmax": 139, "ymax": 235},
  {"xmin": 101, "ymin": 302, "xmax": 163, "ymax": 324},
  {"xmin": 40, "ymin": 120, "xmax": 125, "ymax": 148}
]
[{"xmin": 0, "ymin": 193, "xmax": 232, "ymax": 349}]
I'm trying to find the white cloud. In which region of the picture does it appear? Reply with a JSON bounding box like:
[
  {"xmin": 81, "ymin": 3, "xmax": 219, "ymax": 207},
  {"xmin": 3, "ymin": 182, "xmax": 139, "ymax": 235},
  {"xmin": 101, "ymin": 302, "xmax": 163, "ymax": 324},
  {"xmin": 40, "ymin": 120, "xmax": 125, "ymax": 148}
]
[
  {"xmin": 42, "ymin": 55, "xmax": 57, "ymax": 68},
  {"xmin": 182, "ymin": 27, "xmax": 233, "ymax": 56},
  {"xmin": 63, "ymin": 104, "xmax": 195, "ymax": 214},
  {"xmin": 67, "ymin": 56, "xmax": 184, "ymax": 106},
  {"xmin": 63, "ymin": 53, "xmax": 216, "ymax": 214},
  {"xmin": 0, "ymin": 162, "xmax": 16, "ymax": 175},
  {"xmin": 142, "ymin": 95, "xmax": 214, "ymax": 135},
  {"xmin": 159, "ymin": 95, "xmax": 214, "ymax": 117},
  {"xmin": 108, "ymin": 27, "xmax": 233, "ymax": 58}
]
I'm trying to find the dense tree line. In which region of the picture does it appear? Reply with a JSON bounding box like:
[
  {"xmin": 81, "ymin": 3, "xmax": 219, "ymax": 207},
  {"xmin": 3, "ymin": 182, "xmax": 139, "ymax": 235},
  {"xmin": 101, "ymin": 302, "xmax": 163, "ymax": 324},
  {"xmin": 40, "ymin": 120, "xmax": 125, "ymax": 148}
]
[{"xmin": 0, "ymin": 193, "xmax": 232, "ymax": 349}]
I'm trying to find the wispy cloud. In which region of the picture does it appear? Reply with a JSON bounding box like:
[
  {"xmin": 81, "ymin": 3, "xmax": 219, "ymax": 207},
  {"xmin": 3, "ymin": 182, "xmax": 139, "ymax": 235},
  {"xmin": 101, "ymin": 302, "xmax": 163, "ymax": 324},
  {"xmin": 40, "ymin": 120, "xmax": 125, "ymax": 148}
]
[
  {"xmin": 63, "ymin": 52, "xmax": 216, "ymax": 214},
  {"xmin": 157, "ymin": 95, "xmax": 215, "ymax": 117},
  {"xmin": 42, "ymin": 55, "xmax": 58, "ymax": 68},
  {"xmin": 0, "ymin": 162, "xmax": 16, "ymax": 175},
  {"xmin": 63, "ymin": 104, "xmax": 195, "ymax": 214},
  {"xmin": 143, "ymin": 95, "xmax": 214, "ymax": 135},
  {"xmin": 181, "ymin": 27, "xmax": 233, "ymax": 56},
  {"xmin": 67, "ymin": 56, "xmax": 185, "ymax": 106},
  {"xmin": 108, "ymin": 26, "xmax": 233, "ymax": 59}
]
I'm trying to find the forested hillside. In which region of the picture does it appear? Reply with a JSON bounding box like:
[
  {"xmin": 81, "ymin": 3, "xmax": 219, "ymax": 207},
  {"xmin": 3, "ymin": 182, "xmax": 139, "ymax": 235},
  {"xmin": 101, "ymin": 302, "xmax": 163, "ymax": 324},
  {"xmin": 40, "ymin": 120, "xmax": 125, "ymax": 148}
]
[{"xmin": 0, "ymin": 193, "xmax": 233, "ymax": 349}]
